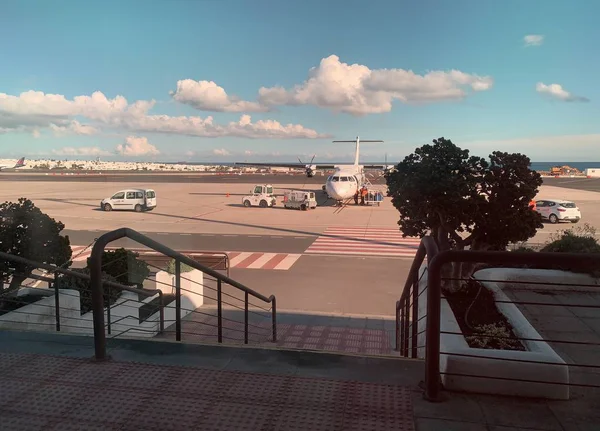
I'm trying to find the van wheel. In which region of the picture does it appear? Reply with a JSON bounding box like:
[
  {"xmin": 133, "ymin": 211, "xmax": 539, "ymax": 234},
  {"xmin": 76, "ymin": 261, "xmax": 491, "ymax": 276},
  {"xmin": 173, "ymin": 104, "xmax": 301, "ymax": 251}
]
[
  {"xmin": 301, "ymin": 204, "xmax": 307, "ymax": 211},
  {"xmin": 549, "ymin": 214, "xmax": 558, "ymax": 224},
  {"xmin": 571, "ymin": 219, "xmax": 580, "ymax": 224},
  {"xmin": 243, "ymin": 200, "xmax": 251, "ymax": 207},
  {"xmin": 259, "ymin": 200, "xmax": 268, "ymax": 208},
  {"xmin": 103, "ymin": 204, "xmax": 112, "ymax": 212},
  {"xmin": 134, "ymin": 204, "xmax": 142, "ymax": 212}
]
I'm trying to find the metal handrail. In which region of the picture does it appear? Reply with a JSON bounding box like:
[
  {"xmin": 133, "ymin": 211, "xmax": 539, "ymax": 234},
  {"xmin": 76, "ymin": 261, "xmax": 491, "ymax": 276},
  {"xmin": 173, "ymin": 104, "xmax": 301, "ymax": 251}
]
[
  {"xmin": 0, "ymin": 251, "xmax": 164, "ymax": 334},
  {"xmin": 395, "ymin": 236, "xmax": 439, "ymax": 355},
  {"xmin": 89, "ymin": 228, "xmax": 277, "ymax": 360}
]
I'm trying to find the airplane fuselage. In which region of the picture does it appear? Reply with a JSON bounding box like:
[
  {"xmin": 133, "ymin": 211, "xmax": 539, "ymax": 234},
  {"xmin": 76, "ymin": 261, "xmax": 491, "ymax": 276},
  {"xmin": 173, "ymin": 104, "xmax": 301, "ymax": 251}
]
[{"xmin": 324, "ymin": 166, "xmax": 366, "ymax": 201}]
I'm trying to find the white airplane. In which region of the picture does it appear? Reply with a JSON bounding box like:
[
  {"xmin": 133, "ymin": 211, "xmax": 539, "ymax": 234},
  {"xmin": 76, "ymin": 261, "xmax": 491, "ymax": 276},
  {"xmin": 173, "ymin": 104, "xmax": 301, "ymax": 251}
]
[
  {"xmin": 0, "ymin": 157, "xmax": 25, "ymax": 172},
  {"xmin": 235, "ymin": 137, "xmax": 394, "ymax": 204}
]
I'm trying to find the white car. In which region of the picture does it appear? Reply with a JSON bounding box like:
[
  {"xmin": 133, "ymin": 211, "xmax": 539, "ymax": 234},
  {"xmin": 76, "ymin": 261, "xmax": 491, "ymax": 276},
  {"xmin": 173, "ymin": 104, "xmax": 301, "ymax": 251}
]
[
  {"xmin": 535, "ymin": 199, "xmax": 581, "ymax": 224},
  {"xmin": 101, "ymin": 189, "xmax": 157, "ymax": 212}
]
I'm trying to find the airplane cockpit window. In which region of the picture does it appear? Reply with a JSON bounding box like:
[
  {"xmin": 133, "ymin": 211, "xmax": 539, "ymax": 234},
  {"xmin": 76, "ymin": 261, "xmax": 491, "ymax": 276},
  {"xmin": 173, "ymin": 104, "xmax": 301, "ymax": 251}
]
[
  {"xmin": 341, "ymin": 177, "xmax": 348, "ymax": 181},
  {"xmin": 349, "ymin": 176, "xmax": 356, "ymax": 182},
  {"xmin": 332, "ymin": 176, "xmax": 340, "ymax": 181}
]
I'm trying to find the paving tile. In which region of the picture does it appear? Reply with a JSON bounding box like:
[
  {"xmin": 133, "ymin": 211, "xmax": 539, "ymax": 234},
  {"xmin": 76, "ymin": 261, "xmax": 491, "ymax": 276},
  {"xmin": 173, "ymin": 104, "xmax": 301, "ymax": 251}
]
[
  {"xmin": 49, "ymin": 421, "xmax": 123, "ymax": 430},
  {"xmin": 125, "ymin": 394, "xmax": 212, "ymax": 430},
  {"xmin": 411, "ymin": 391, "xmax": 485, "ymax": 423},
  {"xmin": 415, "ymin": 418, "xmax": 487, "ymax": 431},
  {"xmin": 0, "ymin": 411, "xmax": 51, "ymax": 431},
  {"xmin": 477, "ymin": 396, "xmax": 562, "ymax": 430},
  {"xmin": 272, "ymin": 406, "xmax": 346, "ymax": 431},
  {"xmin": 197, "ymin": 401, "xmax": 275, "ymax": 430},
  {"xmin": 0, "ymin": 378, "xmax": 40, "ymax": 408}
]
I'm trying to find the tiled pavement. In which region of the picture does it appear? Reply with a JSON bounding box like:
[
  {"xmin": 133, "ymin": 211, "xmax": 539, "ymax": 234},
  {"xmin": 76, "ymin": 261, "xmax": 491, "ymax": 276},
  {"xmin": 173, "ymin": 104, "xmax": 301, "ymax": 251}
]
[
  {"xmin": 156, "ymin": 309, "xmax": 396, "ymax": 356},
  {"xmin": 0, "ymin": 352, "xmax": 415, "ymax": 431}
]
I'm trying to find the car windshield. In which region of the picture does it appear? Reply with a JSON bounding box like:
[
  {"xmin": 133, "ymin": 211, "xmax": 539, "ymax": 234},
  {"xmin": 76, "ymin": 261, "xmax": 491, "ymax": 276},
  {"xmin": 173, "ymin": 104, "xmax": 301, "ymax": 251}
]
[
  {"xmin": 146, "ymin": 191, "xmax": 155, "ymax": 198},
  {"xmin": 560, "ymin": 202, "xmax": 576, "ymax": 208}
]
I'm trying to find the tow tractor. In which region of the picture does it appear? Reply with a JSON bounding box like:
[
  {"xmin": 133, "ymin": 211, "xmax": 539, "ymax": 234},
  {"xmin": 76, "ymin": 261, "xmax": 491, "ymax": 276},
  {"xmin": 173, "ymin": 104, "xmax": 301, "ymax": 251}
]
[
  {"xmin": 242, "ymin": 184, "xmax": 277, "ymax": 208},
  {"xmin": 283, "ymin": 190, "xmax": 317, "ymax": 210}
]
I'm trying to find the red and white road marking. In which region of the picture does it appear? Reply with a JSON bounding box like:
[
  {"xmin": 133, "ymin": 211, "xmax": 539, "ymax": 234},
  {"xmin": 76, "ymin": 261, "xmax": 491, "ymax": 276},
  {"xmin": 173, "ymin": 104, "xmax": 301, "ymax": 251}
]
[
  {"xmin": 70, "ymin": 247, "xmax": 301, "ymax": 270},
  {"xmin": 305, "ymin": 227, "xmax": 420, "ymax": 257}
]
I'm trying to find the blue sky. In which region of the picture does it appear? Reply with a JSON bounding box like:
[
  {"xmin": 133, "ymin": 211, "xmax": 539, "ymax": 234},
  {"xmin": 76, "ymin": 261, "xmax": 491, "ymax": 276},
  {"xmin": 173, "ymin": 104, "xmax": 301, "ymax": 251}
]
[{"xmin": 0, "ymin": 0, "xmax": 598, "ymax": 162}]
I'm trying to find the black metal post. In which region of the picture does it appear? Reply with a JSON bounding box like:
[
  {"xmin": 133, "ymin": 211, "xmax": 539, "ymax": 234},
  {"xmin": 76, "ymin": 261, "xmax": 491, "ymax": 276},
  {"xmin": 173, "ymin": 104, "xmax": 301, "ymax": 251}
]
[
  {"xmin": 158, "ymin": 291, "xmax": 164, "ymax": 334},
  {"xmin": 217, "ymin": 279, "xmax": 223, "ymax": 343},
  {"xmin": 403, "ymin": 293, "xmax": 410, "ymax": 356},
  {"xmin": 53, "ymin": 272, "xmax": 60, "ymax": 332},
  {"xmin": 244, "ymin": 291, "xmax": 249, "ymax": 344},
  {"xmin": 175, "ymin": 260, "xmax": 181, "ymax": 341},
  {"xmin": 89, "ymin": 241, "xmax": 108, "ymax": 361},
  {"xmin": 399, "ymin": 302, "xmax": 405, "ymax": 355},
  {"xmin": 424, "ymin": 253, "xmax": 444, "ymax": 402},
  {"xmin": 395, "ymin": 301, "xmax": 401, "ymax": 352},
  {"xmin": 411, "ymin": 273, "xmax": 419, "ymax": 359},
  {"xmin": 106, "ymin": 283, "xmax": 111, "ymax": 335},
  {"xmin": 272, "ymin": 296, "xmax": 277, "ymax": 342}
]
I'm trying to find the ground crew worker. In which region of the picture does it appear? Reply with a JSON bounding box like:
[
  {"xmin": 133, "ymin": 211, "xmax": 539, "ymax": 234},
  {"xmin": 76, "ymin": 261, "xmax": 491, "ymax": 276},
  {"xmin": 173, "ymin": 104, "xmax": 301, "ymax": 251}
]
[
  {"xmin": 354, "ymin": 190, "xmax": 359, "ymax": 205},
  {"xmin": 529, "ymin": 199, "xmax": 536, "ymax": 211},
  {"xmin": 360, "ymin": 186, "xmax": 368, "ymax": 205}
]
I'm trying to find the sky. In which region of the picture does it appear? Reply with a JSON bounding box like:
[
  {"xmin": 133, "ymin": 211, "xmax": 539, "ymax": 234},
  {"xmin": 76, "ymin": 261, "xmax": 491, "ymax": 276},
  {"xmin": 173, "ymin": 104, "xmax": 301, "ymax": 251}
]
[{"xmin": 0, "ymin": 0, "xmax": 598, "ymax": 163}]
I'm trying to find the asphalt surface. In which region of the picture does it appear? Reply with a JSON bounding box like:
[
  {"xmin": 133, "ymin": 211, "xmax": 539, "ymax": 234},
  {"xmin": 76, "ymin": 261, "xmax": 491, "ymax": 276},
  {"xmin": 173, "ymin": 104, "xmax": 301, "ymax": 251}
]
[
  {"xmin": 0, "ymin": 172, "xmax": 387, "ymax": 185},
  {"xmin": 64, "ymin": 230, "xmax": 316, "ymax": 253},
  {"xmin": 541, "ymin": 177, "xmax": 600, "ymax": 193}
]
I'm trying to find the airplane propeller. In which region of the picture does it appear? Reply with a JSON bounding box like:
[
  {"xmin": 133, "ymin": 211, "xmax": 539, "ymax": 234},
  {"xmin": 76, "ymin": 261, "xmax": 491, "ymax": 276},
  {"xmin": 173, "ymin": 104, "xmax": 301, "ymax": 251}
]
[{"xmin": 298, "ymin": 154, "xmax": 316, "ymax": 177}]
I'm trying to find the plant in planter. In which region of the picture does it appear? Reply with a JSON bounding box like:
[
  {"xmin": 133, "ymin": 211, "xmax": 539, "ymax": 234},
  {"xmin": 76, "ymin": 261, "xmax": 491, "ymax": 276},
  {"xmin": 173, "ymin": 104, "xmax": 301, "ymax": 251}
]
[
  {"xmin": 386, "ymin": 137, "xmax": 543, "ymax": 294},
  {"xmin": 54, "ymin": 268, "xmax": 120, "ymax": 314},
  {"xmin": 386, "ymin": 138, "xmax": 543, "ymax": 351},
  {"xmin": 86, "ymin": 248, "xmax": 149, "ymax": 288}
]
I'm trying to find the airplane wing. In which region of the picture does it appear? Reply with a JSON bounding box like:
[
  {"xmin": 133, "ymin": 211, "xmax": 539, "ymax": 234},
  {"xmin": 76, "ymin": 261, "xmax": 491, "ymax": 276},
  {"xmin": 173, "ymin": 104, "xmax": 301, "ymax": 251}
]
[{"xmin": 235, "ymin": 162, "xmax": 336, "ymax": 170}]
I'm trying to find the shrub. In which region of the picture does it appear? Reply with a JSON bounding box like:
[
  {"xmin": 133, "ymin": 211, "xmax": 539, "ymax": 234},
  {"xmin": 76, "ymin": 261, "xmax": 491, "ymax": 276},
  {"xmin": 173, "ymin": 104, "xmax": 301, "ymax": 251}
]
[
  {"xmin": 55, "ymin": 268, "xmax": 121, "ymax": 314},
  {"xmin": 86, "ymin": 248, "xmax": 149, "ymax": 287},
  {"xmin": 465, "ymin": 323, "xmax": 523, "ymax": 350},
  {"xmin": 166, "ymin": 259, "xmax": 195, "ymax": 275},
  {"xmin": 540, "ymin": 223, "xmax": 600, "ymax": 277}
]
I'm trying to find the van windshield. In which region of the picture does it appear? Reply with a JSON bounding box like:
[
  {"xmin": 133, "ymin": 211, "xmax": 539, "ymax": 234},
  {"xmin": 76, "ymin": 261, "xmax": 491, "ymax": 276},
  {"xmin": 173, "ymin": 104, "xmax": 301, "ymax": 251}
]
[
  {"xmin": 146, "ymin": 191, "xmax": 155, "ymax": 198},
  {"xmin": 267, "ymin": 187, "xmax": 273, "ymax": 194}
]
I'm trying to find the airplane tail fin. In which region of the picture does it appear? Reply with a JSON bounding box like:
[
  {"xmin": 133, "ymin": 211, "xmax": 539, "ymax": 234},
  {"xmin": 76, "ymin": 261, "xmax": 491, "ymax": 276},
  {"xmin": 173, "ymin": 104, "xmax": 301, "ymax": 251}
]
[
  {"xmin": 15, "ymin": 157, "xmax": 25, "ymax": 168},
  {"xmin": 332, "ymin": 137, "xmax": 383, "ymax": 167}
]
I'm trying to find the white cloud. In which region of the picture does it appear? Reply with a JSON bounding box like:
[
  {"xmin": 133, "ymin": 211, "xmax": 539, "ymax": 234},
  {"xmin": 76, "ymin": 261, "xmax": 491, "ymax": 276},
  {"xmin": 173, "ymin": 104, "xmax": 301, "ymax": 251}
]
[
  {"xmin": 0, "ymin": 90, "xmax": 326, "ymax": 139},
  {"xmin": 171, "ymin": 80, "xmax": 268, "ymax": 112},
  {"xmin": 244, "ymin": 150, "xmax": 254, "ymax": 156},
  {"xmin": 49, "ymin": 120, "xmax": 99, "ymax": 136},
  {"xmin": 116, "ymin": 136, "xmax": 160, "ymax": 156},
  {"xmin": 524, "ymin": 35, "xmax": 544, "ymax": 47},
  {"xmin": 212, "ymin": 148, "xmax": 231, "ymax": 156},
  {"xmin": 32, "ymin": 128, "xmax": 41, "ymax": 138},
  {"xmin": 52, "ymin": 146, "xmax": 112, "ymax": 156},
  {"xmin": 536, "ymin": 82, "xmax": 589, "ymax": 102},
  {"xmin": 258, "ymin": 55, "xmax": 493, "ymax": 115},
  {"xmin": 185, "ymin": 150, "xmax": 196, "ymax": 157}
]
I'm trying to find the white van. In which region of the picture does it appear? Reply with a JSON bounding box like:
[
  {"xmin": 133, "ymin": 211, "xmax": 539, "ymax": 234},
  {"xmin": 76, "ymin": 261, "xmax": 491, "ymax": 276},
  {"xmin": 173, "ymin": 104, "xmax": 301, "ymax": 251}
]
[{"xmin": 101, "ymin": 189, "xmax": 157, "ymax": 212}]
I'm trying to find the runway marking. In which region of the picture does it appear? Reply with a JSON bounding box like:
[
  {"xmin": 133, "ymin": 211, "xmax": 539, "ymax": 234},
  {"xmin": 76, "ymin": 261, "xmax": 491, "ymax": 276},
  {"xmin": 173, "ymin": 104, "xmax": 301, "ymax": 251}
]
[
  {"xmin": 305, "ymin": 226, "xmax": 420, "ymax": 257},
  {"xmin": 71, "ymin": 246, "xmax": 301, "ymax": 270}
]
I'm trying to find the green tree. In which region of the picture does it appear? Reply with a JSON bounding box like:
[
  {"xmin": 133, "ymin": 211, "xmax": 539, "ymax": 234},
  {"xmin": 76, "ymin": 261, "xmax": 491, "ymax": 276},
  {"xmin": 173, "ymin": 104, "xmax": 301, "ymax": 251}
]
[
  {"xmin": 0, "ymin": 198, "xmax": 72, "ymax": 292},
  {"xmin": 385, "ymin": 138, "xmax": 543, "ymax": 291},
  {"xmin": 86, "ymin": 248, "xmax": 149, "ymax": 287}
]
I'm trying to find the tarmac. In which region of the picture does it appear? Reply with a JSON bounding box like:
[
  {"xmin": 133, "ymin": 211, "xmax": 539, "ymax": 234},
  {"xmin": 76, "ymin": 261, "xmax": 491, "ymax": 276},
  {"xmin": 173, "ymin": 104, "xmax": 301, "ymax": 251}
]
[{"xmin": 2, "ymin": 177, "xmax": 600, "ymax": 317}]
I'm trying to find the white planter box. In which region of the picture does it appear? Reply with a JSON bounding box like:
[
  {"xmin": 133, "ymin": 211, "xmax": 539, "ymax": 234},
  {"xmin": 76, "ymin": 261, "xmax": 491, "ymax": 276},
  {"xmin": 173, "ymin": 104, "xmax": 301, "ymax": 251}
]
[
  {"xmin": 416, "ymin": 266, "xmax": 569, "ymax": 400},
  {"xmin": 155, "ymin": 269, "xmax": 204, "ymax": 331}
]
